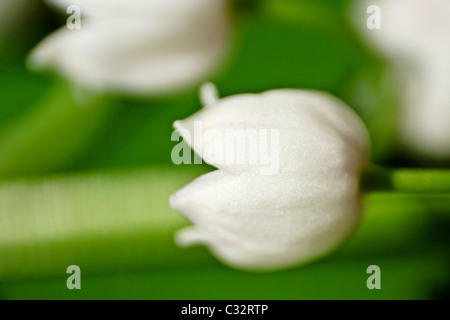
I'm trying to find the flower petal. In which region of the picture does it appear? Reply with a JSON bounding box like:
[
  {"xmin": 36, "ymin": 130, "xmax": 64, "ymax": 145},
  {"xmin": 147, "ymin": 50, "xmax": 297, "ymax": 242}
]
[{"xmin": 173, "ymin": 89, "xmax": 368, "ymax": 174}]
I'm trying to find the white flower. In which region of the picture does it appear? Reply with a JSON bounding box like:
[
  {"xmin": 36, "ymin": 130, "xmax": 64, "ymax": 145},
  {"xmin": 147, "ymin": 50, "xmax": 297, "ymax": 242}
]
[
  {"xmin": 354, "ymin": 0, "xmax": 450, "ymax": 158},
  {"xmin": 28, "ymin": 0, "xmax": 231, "ymax": 96},
  {"xmin": 169, "ymin": 85, "xmax": 370, "ymax": 271}
]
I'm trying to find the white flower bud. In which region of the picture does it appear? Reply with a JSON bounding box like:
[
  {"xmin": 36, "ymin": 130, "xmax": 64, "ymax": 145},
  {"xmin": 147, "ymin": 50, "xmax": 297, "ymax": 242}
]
[
  {"xmin": 170, "ymin": 87, "xmax": 370, "ymax": 270},
  {"xmin": 354, "ymin": 0, "xmax": 450, "ymax": 158},
  {"xmin": 28, "ymin": 0, "xmax": 231, "ymax": 96}
]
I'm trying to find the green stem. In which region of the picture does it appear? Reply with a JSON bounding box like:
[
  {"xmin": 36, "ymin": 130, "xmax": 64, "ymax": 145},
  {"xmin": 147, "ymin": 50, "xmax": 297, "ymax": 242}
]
[
  {"xmin": 0, "ymin": 82, "xmax": 113, "ymax": 179},
  {"xmin": 362, "ymin": 164, "xmax": 450, "ymax": 193},
  {"xmin": 1, "ymin": 165, "xmax": 449, "ymax": 281},
  {"xmin": 0, "ymin": 167, "xmax": 213, "ymax": 281}
]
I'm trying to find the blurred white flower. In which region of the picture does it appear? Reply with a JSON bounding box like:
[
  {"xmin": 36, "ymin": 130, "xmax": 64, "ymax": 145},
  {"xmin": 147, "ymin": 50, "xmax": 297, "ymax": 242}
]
[
  {"xmin": 28, "ymin": 0, "xmax": 231, "ymax": 96},
  {"xmin": 44, "ymin": 0, "xmax": 216, "ymax": 20},
  {"xmin": 354, "ymin": 0, "xmax": 450, "ymax": 158},
  {"xmin": 170, "ymin": 86, "xmax": 370, "ymax": 270}
]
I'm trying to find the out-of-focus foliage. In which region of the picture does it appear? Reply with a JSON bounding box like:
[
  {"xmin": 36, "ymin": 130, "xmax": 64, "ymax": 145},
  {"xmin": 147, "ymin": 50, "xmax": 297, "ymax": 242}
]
[{"xmin": 0, "ymin": 0, "xmax": 449, "ymax": 300}]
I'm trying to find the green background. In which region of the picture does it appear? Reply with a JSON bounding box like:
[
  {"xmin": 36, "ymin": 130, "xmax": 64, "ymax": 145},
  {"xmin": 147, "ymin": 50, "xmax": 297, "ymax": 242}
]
[{"xmin": 0, "ymin": 0, "xmax": 449, "ymax": 300}]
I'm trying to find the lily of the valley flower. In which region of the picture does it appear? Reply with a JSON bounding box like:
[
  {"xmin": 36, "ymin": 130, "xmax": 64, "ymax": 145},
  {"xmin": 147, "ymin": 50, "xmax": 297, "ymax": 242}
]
[
  {"xmin": 355, "ymin": 0, "xmax": 450, "ymax": 158},
  {"xmin": 170, "ymin": 85, "xmax": 370, "ymax": 270},
  {"xmin": 28, "ymin": 0, "xmax": 231, "ymax": 96}
]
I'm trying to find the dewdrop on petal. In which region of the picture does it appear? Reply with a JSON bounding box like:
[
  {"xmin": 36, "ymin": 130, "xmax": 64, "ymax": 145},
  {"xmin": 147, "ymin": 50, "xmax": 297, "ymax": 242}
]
[
  {"xmin": 169, "ymin": 84, "xmax": 370, "ymax": 271},
  {"xmin": 354, "ymin": 0, "xmax": 450, "ymax": 158},
  {"xmin": 28, "ymin": 0, "xmax": 231, "ymax": 96}
]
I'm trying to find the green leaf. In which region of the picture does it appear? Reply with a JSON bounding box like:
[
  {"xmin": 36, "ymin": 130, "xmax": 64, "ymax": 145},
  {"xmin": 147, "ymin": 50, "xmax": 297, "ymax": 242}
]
[{"xmin": 0, "ymin": 166, "xmax": 212, "ymax": 281}]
